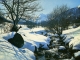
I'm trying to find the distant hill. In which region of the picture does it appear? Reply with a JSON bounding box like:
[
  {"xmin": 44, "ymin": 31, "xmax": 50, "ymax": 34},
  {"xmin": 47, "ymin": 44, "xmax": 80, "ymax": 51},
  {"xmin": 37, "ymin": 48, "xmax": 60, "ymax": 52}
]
[
  {"xmin": 35, "ymin": 13, "xmax": 48, "ymax": 23},
  {"xmin": 38, "ymin": 6, "xmax": 80, "ymax": 27},
  {"xmin": 64, "ymin": 6, "xmax": 80, "ymax": 23},
  {"xmin": 67, "ymin": 6, "xmax": 80, "ymax": 17}
]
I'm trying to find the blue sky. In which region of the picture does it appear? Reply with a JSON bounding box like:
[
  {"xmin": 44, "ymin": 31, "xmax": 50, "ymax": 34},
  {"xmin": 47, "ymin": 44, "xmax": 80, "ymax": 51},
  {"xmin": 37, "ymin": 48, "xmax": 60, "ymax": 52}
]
[
  {"xmin": 0, "ymin": 0, "xmax": 80, "ymax": 15},
  {"xmin": 37, "ymin": 0, "xmax": 80, "ymax": 15}
]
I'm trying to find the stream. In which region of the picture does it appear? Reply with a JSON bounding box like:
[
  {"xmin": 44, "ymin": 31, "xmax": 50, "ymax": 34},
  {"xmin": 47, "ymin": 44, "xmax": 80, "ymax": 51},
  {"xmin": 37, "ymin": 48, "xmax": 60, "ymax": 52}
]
[{"xmin": 35, "ymin": 34, "xmax": 72, "ymax": 60}]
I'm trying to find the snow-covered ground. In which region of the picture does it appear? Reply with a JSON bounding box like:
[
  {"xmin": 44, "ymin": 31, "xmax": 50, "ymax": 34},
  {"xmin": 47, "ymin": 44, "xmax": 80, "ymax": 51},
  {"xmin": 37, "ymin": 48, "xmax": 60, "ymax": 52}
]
[
  {"xmin": 63, "ymin": 26, "xmax": 80, "ymax": 36},
  {"xmin": 0, "ymin": 26, "xmax": 50, "ymax": 60},
  {"xmin": 63, "ymin": 26, "xmax": 80, "ymax": 50},
  {"xmin": 0, "ymin": 24, "xmax": 80, "ymax": 60}
]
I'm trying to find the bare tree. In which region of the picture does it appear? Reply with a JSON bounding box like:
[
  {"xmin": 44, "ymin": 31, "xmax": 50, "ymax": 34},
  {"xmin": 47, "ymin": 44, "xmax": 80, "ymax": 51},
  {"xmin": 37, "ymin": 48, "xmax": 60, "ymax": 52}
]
[
  {"xmin": 47, "ymin": 5, "xmax": 70, "ymax": 35},
  {"xmin": 0, "ymin": 0, "xmax": 42, "ymax": 32}
]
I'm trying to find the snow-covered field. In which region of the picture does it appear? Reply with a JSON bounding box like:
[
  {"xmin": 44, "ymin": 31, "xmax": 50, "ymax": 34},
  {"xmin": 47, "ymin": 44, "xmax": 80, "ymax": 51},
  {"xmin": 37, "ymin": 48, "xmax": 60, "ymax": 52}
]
[
  {"xmin": 0, "ymin": 26, "xmax": 50, "ymax": 60},
  {"xmin": 0, "ymin": 24, "xmax": 80, "ymax": 60}
]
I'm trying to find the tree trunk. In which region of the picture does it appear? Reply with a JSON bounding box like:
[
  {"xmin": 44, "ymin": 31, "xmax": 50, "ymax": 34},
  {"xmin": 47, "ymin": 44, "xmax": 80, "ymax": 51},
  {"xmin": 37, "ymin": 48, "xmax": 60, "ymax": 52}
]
[
  {"xmin": 10, "ymin": 20, "xmax": 18, "ymax": 32},
  {"xmin": 10, "ymin": 0, "xmax": 19, "ymax": 32}
]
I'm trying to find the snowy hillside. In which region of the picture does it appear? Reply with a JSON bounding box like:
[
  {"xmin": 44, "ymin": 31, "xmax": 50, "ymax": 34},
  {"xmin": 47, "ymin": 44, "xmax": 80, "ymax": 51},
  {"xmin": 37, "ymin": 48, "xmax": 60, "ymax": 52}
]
[
  {"xmin": 0, "ymin": 26, "xmax": 51, "ymax": 60},
  {"xmin": 63, "ymin": 26, "xmax": 80, "ymax": 51}
]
